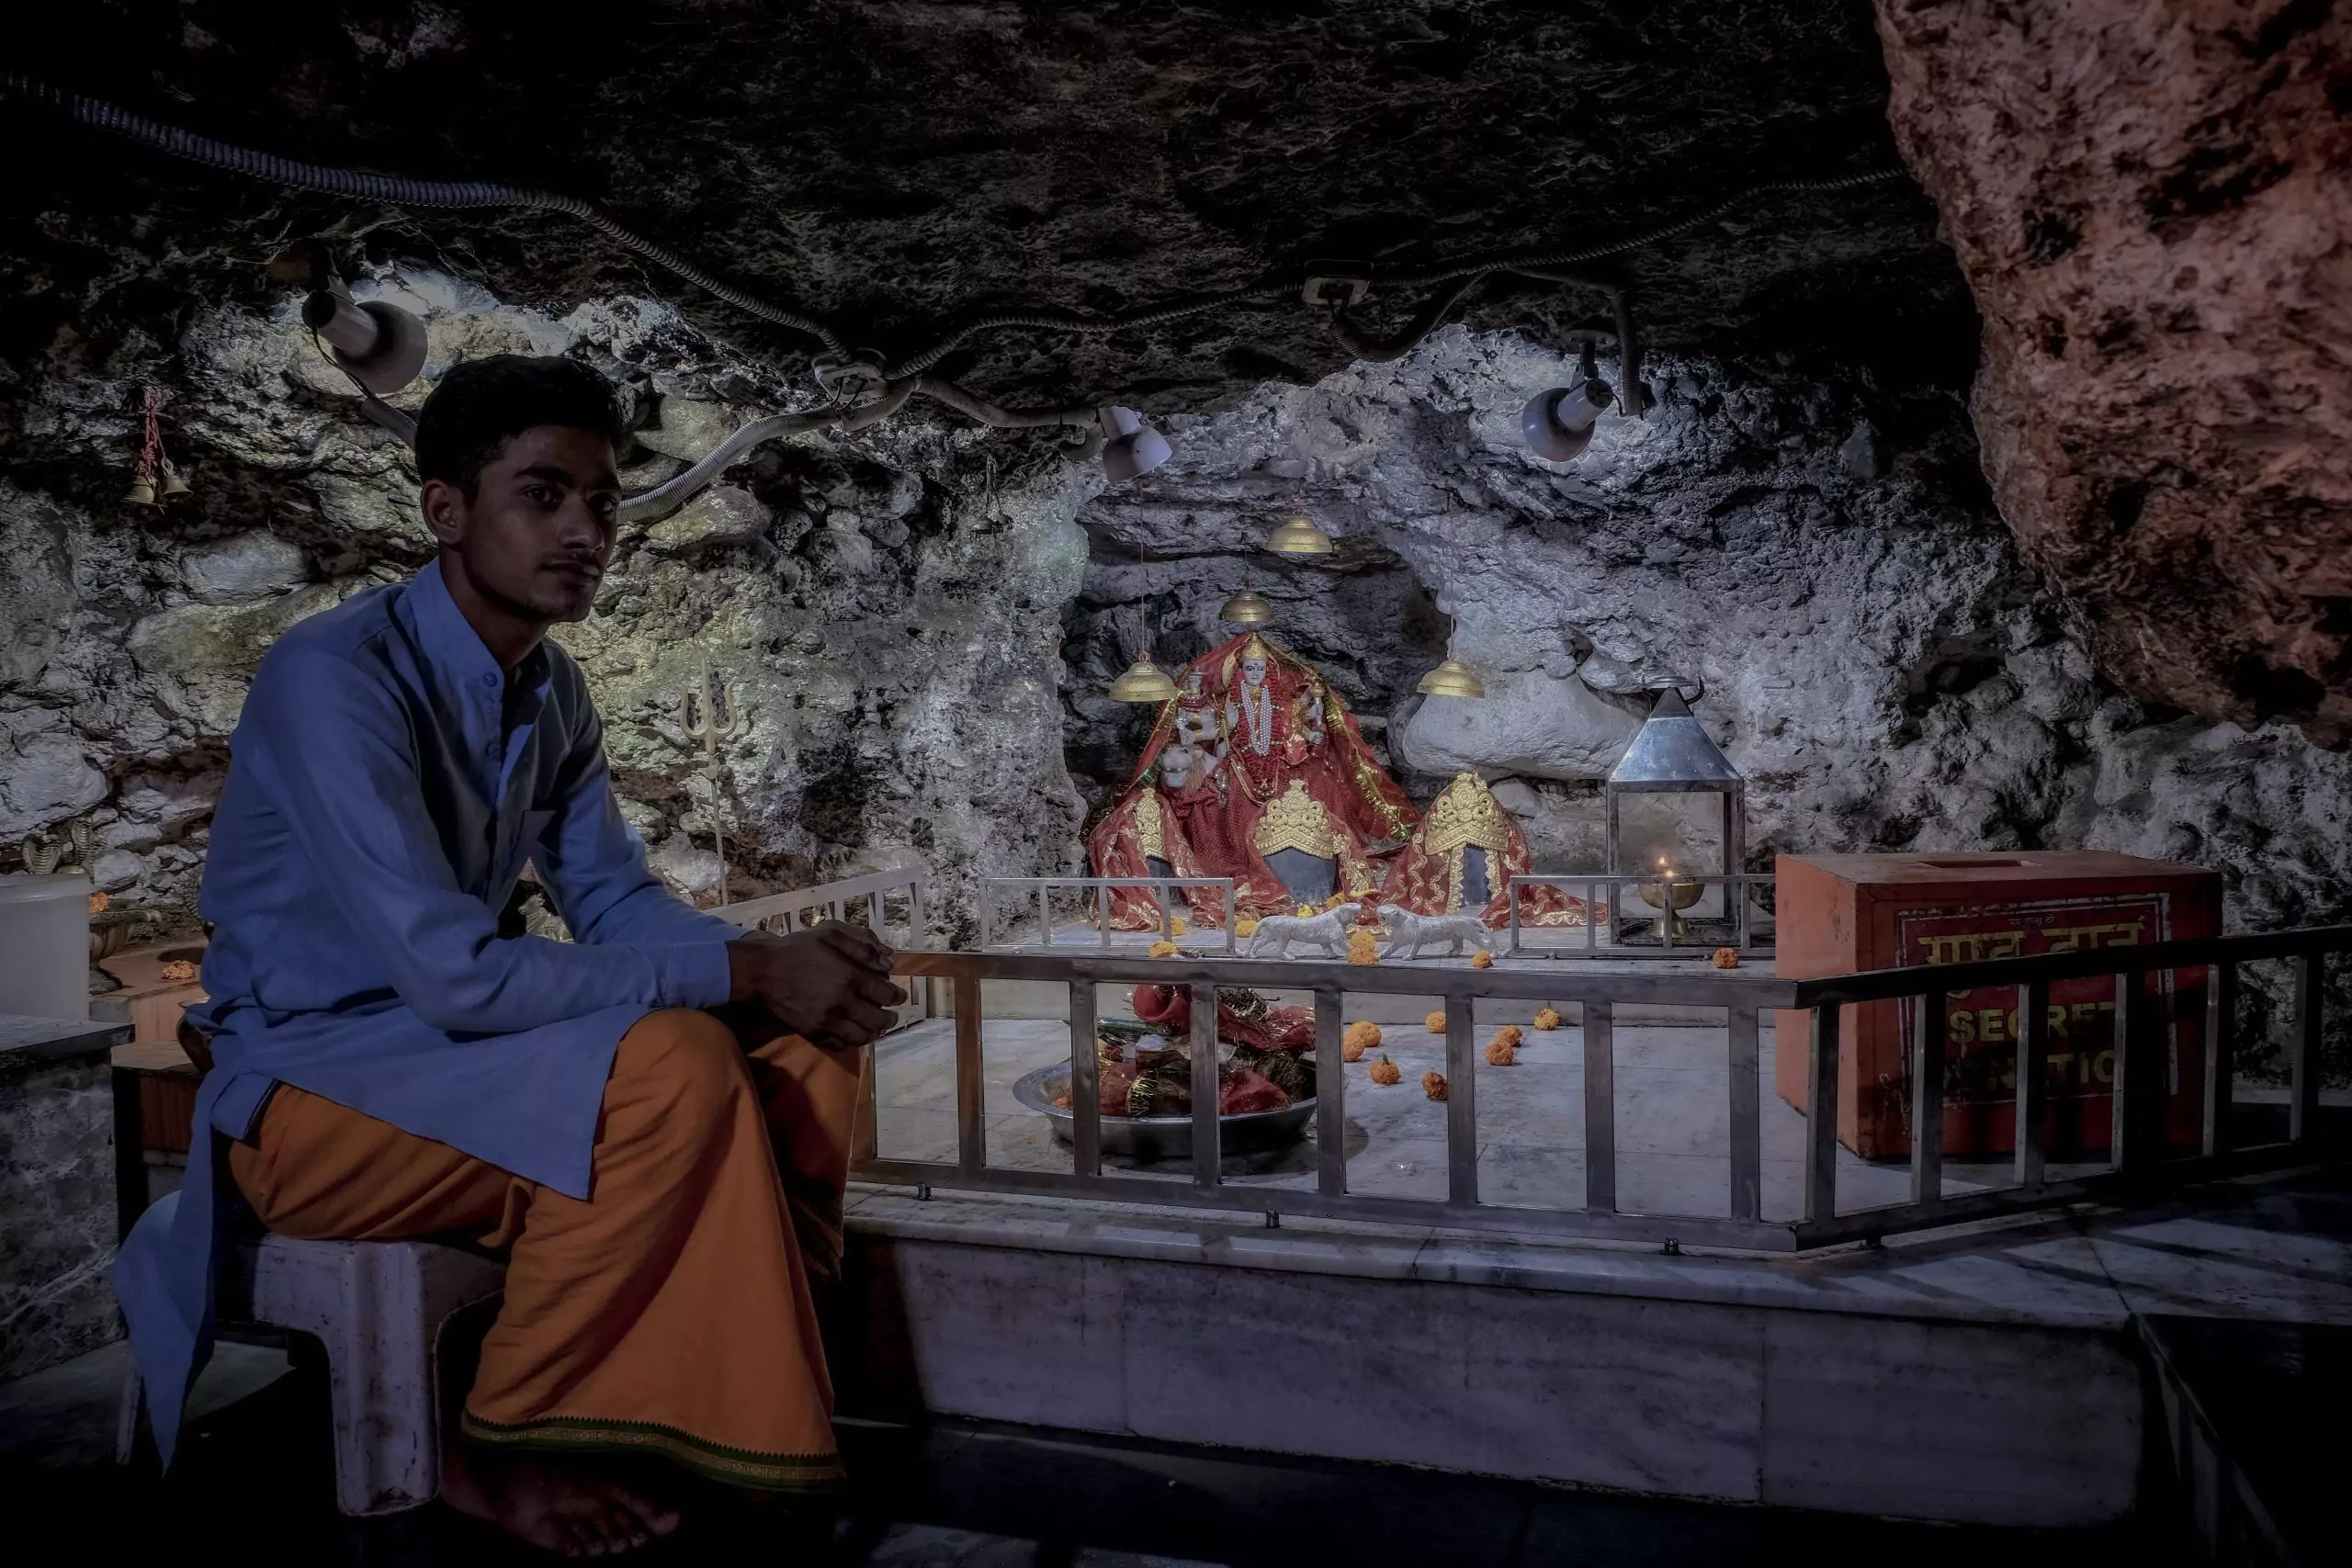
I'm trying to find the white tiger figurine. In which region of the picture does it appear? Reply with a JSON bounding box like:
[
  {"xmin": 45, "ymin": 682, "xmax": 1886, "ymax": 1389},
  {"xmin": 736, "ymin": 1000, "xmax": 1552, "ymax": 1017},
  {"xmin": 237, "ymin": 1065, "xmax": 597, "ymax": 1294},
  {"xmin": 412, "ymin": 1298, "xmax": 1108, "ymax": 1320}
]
[
  {"xmin": 1375, "ymin": 904, "xmax": 1497, "ymax": 960},
  {"xmin": 1245, "ymin": 902, "xmax": 1363, "ymax": 959}
]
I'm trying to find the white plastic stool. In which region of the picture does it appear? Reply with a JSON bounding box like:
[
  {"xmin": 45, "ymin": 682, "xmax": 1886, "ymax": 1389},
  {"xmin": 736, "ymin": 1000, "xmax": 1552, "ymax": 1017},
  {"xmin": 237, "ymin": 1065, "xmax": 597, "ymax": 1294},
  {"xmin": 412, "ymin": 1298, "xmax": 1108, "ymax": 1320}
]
[{"xmin": 119, "ymin": 1235, "xmax": 507, "ymax": 1515}]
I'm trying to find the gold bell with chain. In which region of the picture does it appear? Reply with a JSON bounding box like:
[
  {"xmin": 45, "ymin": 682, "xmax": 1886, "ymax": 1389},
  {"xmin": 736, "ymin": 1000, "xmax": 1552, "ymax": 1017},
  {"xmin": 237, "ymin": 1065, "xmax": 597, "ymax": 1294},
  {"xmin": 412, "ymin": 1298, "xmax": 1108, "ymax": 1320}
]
[
  {"xmin": 1108, "ymin": 656, "xmax": 1181, "ymax": 704},
  {"xmin": 1263, "ymin": 514, "xmax": 1335, "ymax": 556}
]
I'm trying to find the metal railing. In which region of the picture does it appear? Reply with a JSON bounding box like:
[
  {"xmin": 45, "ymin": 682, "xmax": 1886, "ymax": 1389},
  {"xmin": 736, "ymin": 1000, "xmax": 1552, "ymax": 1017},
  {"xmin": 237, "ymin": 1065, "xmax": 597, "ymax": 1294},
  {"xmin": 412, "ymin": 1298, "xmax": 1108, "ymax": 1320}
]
[
  {"xmin": 978, "ymin": 875, "xmax": 1238, "ymax": 952},
  {"xmin": 1785, "ymin": 922, "xmax": 2347, "ymax": 1247},
  {"xmin": 713, "ymin": 865, "xmax": 936, "ymax": 1021},
  {"xmin": 1506, "ymin": 873, "xmax": 1775, "ymax": 958},
  {"xmin": 854, "ymin": 923, "xmax": 2345, "ymax": 1251}
]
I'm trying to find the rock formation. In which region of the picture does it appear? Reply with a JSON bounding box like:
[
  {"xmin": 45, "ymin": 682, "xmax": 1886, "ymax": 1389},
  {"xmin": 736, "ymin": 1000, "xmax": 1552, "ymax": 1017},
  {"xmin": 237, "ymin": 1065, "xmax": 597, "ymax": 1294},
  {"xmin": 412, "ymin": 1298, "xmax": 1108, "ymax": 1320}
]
[
  {"xmin": 0, "ymin": 275, "xmax": 1086, "ymax": 941},
  {"xmin": 1873, "ymin": 0, "xmax": 2352, "ymax": 744}
]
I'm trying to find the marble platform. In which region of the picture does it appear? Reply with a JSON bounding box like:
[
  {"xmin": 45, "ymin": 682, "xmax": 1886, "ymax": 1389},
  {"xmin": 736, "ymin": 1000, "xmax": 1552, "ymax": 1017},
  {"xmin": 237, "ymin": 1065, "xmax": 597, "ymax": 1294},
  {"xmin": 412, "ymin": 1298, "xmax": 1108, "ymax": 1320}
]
[
  {"xmin": 836, "ymin": 1168, "xmax": 2352, "ymax": 1529},
  {"xmin": 846, "ymin": 1001, "xmax": 2349, "ymax": 1529},
  {"xmin": 0, "ymin": 1014, "xmax": 130, "ymax": 1382}
]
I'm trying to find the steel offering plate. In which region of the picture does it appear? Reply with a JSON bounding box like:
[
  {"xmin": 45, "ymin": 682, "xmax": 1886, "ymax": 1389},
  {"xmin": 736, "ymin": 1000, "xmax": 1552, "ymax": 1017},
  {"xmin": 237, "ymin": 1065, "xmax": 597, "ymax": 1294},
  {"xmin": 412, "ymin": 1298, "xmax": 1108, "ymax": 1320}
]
[{"xmin": 1010, "ymin": 1063, "xmax": 1314, "ymax": 1163}]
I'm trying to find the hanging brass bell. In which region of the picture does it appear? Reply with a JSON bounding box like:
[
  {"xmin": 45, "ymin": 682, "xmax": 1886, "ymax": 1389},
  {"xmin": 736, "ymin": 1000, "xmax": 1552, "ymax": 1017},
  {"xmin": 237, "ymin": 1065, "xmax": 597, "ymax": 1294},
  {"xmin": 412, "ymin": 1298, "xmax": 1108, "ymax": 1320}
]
[
  {"xmin": 122, "ymin": 472, "xmax": 159, "ymax": 507},
  {"xmin": 1217, "ymin": 586, "xmax": 1275, "ymax": 625},
  {"xmin": 1264, "ymin": 515, "xmax": 1335, "ymax": 556},
  {"xmin": 1415, "ymin": 658, "xmax": 1486, "ymax": 698},
  {"xmin": 159, "ymin": 459, "xmax": 192, "ymax": 500},
  {"xmin": 1108, "ymin": 657, "xmax": 1181, "ymax": 704}
]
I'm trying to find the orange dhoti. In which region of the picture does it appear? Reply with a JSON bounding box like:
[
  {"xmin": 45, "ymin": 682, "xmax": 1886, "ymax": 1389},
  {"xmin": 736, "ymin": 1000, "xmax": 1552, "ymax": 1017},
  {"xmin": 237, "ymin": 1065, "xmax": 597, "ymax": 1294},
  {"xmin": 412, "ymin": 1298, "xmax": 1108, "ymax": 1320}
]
[{"xmin": 225, "ymin": 1006, "xmax": 857, "ymax": 1491}]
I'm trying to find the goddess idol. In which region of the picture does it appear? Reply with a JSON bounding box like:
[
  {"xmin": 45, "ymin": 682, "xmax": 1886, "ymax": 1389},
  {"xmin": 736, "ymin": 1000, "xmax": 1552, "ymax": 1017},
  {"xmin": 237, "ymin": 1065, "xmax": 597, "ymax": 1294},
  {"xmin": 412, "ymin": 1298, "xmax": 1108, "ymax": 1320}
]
[{"xmin": 1088, "ymin": 631, "xmax": 1420, "ymax": 927}]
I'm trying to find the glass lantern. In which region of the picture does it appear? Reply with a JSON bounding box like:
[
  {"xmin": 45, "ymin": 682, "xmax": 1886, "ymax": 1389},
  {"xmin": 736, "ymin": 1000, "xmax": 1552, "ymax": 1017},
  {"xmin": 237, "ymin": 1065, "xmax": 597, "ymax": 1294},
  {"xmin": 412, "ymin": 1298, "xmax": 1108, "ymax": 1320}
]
[{"xmin": 1604, "ymin": 684, "xmax": 1747, "ymax": 944}]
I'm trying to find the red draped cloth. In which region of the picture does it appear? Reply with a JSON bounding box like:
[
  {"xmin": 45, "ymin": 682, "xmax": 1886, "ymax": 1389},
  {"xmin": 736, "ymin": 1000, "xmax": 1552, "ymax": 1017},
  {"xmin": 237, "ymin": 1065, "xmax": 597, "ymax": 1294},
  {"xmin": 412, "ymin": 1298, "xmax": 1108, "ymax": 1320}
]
[{"xmin": 1089, "ymin": 633, "xmax": 1420, "ymax": 924}]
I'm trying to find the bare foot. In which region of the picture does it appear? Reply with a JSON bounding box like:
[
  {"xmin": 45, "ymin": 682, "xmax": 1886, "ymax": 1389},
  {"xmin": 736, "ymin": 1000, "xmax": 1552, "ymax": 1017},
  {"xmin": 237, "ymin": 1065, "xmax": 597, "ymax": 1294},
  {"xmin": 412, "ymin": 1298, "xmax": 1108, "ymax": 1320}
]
[{"xmin": 442, "ymin": 1440, "xmax": 683, "ymax": 1557}]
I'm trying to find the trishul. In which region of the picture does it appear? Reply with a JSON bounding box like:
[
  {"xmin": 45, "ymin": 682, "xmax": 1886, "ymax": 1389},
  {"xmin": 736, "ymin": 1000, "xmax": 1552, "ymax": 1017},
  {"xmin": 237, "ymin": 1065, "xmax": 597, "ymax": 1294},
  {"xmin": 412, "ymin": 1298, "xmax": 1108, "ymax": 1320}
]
[{"xmin": 681, "ymin": 653, "xmax": 741, "ymax": 907}]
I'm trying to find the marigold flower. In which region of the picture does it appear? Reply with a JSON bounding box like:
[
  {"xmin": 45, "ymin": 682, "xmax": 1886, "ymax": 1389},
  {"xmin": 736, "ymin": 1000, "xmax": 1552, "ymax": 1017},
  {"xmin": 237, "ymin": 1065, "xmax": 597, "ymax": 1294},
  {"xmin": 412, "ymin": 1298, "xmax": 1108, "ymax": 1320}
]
[
  {"xmin": 1169, "ymin": 916, "xmax": 1188, "ymax": 937},
  {"xmin": 1484, "ymin": 1038, "xmax": 1517, "ymax": 1066},
  {"xmin": 1148, "ymin": 941, "xmax": 1180, "ymax": 958},
  {"xmin": 1367, "ymin": 1055, "xmax": 1402, "ymax": 1086},
  {"xmin": 1532, "ymin": 1007, "xmax": 1564, "ymax": 1032},
  {"xmin": 1424, "ymin": 1010, "xmax": 1446, "ymax": 1032},
  {"xmin": 1341, "ymin": 1021, "xmax": 1381, "ymax": 1062},
  {"xmin": 1470, "ymin": 949, "xmax": 1493, "ymax": 969},
  {"xmin": 1236, "ymin": 917, "xmax": 1260, "ymax": 938},
  {"xmin": 1492, "ymin": 1025, "xmax": 1523, "ymax": 1050},
  {"xmin": 87, "ymin": 890, "xmax": 109, "ymax": 916},
  {"xmin": 1422, "ymin": 1070, "xmax": 1449, "ymax": 1101},
  {"xmin": 1712, "ymin": 946, "xmax": 1741, "ymax": 969},
  {"xmin": 1346, "ymin": 929, "xmax": 1379, "ymax": 965},
  {"xmin": 160, "ymin": 959, "xmax": 198, "ymax": 984}
]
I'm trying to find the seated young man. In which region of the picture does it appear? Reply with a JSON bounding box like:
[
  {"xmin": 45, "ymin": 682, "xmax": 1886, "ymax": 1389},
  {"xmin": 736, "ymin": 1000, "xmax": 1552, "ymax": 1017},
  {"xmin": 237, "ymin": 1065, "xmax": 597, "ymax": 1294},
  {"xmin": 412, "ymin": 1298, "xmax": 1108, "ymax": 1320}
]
[{"xmin": 115, "ymin": 355, "xmax": 902, "ymax": 1556}]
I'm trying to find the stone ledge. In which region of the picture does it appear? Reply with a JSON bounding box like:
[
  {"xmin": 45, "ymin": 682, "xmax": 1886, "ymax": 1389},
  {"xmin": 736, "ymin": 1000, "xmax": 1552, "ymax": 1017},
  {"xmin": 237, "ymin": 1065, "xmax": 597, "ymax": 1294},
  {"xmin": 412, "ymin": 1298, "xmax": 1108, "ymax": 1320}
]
[{"xmin": 844, "ymin": 1168, "xmax": 2352, "ymax": 1336}]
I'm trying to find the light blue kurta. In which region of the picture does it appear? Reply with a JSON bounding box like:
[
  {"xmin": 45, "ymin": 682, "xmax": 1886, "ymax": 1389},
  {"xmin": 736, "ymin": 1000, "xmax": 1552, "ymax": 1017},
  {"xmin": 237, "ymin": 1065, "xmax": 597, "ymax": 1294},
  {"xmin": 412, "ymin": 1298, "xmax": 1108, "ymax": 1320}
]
[{"xmin": 114, "ymin": 560, "xmax": 739, "ymax": 1464}]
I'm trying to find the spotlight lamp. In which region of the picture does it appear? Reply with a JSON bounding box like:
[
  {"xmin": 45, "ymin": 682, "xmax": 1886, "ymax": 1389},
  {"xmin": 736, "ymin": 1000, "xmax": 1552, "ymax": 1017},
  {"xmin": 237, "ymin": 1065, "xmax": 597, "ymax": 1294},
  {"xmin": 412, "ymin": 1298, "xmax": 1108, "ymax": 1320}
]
[
  {"xmin": 1264, "ymin": 514, "xmax": 1335, "ymax": 556},
  {"xmin": 1098, "ymin": 406, "xmax": 1172, "ymax": 484},
  {"xmin": 302, "ymin": 282, "xmax": 428, "ymax": 396},
  {"xmin": 1520, "ymin": 341, "xmax": 1616, "ymax": 463}
]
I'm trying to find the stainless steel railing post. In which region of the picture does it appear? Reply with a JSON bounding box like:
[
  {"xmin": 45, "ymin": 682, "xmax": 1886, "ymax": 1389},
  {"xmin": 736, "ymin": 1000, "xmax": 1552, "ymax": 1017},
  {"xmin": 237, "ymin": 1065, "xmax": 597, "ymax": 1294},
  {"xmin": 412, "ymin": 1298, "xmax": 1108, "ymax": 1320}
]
[
  {"xmin": 1583, "ymin": 998, "xmax": 1616, "ymax": 1213},
  {"xmin": 1804, "ymin": 1004, "xmax": 1840, "ymax": 1222}
]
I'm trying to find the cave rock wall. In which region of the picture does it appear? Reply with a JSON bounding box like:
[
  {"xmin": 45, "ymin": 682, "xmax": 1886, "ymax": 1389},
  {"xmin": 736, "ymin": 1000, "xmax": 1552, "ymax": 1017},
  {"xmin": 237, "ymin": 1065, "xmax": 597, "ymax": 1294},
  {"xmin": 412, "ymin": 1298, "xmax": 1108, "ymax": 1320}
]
[
  {"xmin": 1873, "ymin": 0, "xmax": 2352, "ymax": 743},
  {"xmin": 1067, "ymin": 329, "xmax": 2350, "ymax": 1077},
  {"xmin": 0, "ymin": 269, "xmax": 1087, "ymax": 940}
]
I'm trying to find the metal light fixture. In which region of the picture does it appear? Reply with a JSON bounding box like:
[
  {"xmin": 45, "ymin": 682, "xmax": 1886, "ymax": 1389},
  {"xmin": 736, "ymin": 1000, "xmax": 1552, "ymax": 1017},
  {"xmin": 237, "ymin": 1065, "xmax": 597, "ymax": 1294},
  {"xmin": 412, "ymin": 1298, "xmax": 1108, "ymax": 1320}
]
[
  {"xmin": 303, "ymin": 282, "xmax": 428, "ymax": 396},
  {"xmin": 1416, "ymin": 657, "xmax": 1486, "ymax": 698},
  {"xmin": 1264, "ymin": 514, "xmax": 1335, "ymax": 556},
  {"xmin": 1415, "ymin": 614, "xmax": 1486, "ymax": 698},
  {"xmin": 1218, "ymin": 585, "xmax": 1275, "ymax": 624},
  {"xmin": 1098, "ymin": 406, "xmax": 1172, "ymax": 484},
  {"xmin": 1520, "ymin": 341, "xmax": 1616, "ymax": 463},
  {"xmin": 1108, "ymin": 657, "xmax": 1180, "ymax": 703}
]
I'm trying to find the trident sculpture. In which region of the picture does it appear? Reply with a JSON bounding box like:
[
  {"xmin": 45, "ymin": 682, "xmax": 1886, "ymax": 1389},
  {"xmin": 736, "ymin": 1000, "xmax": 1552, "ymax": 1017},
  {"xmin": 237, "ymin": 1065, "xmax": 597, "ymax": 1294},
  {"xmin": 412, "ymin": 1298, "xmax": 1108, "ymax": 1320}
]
[{"xmin": 680, "ymin": 653, "xmax": 741, "ymax": 908}]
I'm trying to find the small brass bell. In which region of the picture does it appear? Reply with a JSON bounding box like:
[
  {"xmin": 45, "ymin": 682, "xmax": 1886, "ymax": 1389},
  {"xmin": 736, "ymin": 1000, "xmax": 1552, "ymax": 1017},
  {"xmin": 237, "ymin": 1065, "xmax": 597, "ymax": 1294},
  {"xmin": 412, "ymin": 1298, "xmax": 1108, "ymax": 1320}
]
[
  {"xmin": 1217, "ymin": 587, "xmax": 1275, "ymax": 625},
  {"xmin": 123, "ymin": 472, "xmax": 159, "ymax": 507},
  {"xmin": 159, "ymin": 459, "xmax": 192, "ymax": 500},
  {"xmin": 1264, "ymin": 515, "xmax": 1335, "ymax": 556},
  {"xmin": 1415, "ymin": 658, "xmax": 1486, "ymax": 699},
  {"xmin": 1108, "ymin": 657, "xmax": 1181, "ymax": 704}
]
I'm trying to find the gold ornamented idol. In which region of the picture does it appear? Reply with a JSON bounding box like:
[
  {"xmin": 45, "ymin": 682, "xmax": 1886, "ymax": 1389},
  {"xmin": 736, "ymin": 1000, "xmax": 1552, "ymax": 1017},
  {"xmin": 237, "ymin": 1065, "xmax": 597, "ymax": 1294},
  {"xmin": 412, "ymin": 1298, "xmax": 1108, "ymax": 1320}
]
[
  {"xmin": 1377, "ymin": 773, "xmax": 1598, "ymax": 929},
  {"xmin": 1086, "ymin": 630, "xmax": 1421, "ymax": 926}
]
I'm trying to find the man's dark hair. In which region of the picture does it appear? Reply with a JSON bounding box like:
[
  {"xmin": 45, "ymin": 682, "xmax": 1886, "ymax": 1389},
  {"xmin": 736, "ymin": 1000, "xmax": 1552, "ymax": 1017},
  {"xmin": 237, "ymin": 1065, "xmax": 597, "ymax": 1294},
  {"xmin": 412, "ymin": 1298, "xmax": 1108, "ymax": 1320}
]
[{"xmin": 413, "ymin": 355, "xmax": 625, "ymax": 497}]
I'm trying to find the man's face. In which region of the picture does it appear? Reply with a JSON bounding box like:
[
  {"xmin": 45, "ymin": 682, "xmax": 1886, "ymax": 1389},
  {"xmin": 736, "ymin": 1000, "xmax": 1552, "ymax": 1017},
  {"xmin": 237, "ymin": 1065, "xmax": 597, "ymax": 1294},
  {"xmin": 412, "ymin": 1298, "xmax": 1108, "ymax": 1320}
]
[{"xmin": 422, "ymin": 424, "xmax": 620, "ymax": 625}]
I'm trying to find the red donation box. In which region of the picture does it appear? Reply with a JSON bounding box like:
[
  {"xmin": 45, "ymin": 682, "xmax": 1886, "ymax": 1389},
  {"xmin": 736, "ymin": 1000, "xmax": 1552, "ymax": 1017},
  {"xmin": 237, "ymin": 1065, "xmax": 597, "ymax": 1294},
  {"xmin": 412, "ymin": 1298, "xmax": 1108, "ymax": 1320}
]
[{"xmin": 1773, "ymin": 852, "xmax": 2222, "ymax": 1159}]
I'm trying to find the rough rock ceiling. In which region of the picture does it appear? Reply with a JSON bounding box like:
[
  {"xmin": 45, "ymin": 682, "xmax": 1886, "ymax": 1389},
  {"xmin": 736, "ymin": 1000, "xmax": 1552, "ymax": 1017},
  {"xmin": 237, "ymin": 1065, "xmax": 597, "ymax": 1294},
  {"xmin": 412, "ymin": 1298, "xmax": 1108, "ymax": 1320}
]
[{"xmin": 6, "ymin": 0, "xmax": 1967, "ymax": 415}]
